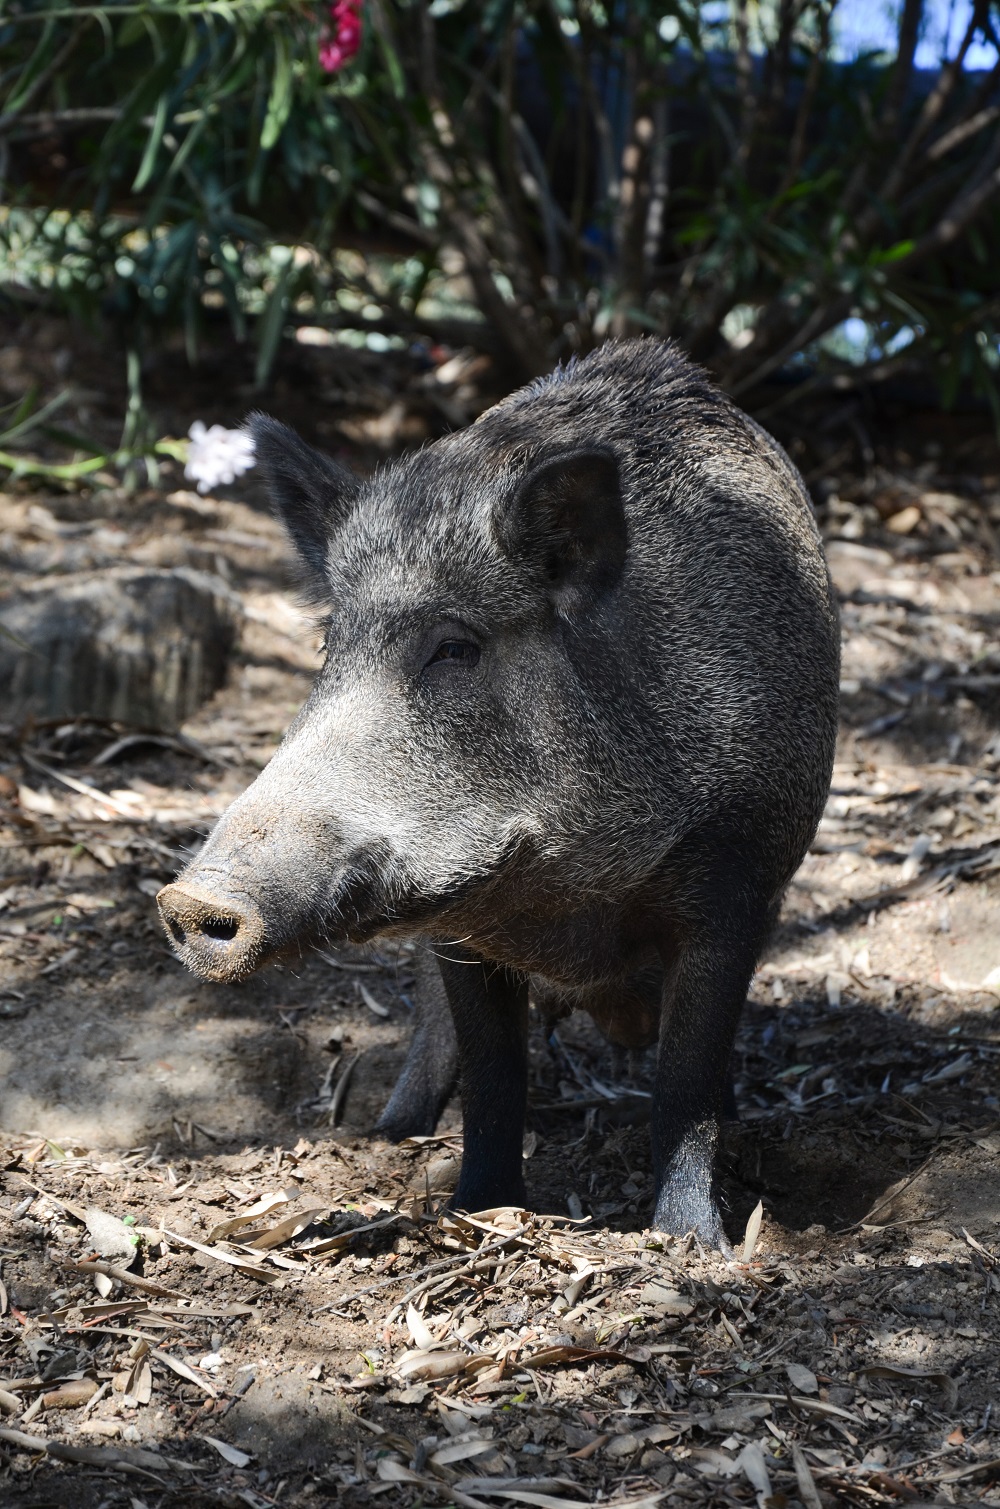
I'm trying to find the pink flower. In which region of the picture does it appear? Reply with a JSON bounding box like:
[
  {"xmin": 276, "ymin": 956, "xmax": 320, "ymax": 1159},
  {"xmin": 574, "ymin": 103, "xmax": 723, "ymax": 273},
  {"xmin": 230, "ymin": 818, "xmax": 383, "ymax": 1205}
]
[{"xmin": 319, "ymin": 0, "xmax": 362, "ymax": 73}]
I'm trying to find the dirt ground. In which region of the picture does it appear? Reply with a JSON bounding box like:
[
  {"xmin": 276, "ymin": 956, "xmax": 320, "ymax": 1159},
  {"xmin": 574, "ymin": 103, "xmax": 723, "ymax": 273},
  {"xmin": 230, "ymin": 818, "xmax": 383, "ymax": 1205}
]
[{"xmin": 2, "ymin": 313, "xmax": 1000, "ymax": 1507}]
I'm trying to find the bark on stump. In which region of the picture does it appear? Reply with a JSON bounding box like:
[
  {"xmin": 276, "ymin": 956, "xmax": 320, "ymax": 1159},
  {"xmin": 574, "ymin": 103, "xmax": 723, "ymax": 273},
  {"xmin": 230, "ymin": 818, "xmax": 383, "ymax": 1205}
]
[{"xmin": 0, "ymin": 567, "xmax": 242, "ymax": 730}]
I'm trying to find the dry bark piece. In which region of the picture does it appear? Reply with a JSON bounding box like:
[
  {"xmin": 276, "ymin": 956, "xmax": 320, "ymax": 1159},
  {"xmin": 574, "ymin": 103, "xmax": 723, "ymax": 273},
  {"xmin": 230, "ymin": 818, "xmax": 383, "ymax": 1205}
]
[
  {"xmin": 0, "ymin": 566, "xmax": 241, "ymax": 730},
  {"xmin": 396, "ymin": 1349, "xmax": 491, "ymax": 1382},
  {"xmin": 40, "ymin": 1378, "xmax": 100, "ymax": 1409},
  {"xmin": 84, "ymin": 1206, "xmax": 140, "ymax": 1264}
]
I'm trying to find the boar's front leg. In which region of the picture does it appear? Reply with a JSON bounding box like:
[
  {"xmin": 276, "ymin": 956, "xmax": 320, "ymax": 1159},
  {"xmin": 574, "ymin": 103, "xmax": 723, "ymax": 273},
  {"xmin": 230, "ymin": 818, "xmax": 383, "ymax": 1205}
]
[
  {"xmin": 437, "ymin": 947, "xmax": 529, "ymax": 1213},
  {"xmin": 652, "ymin": 878, "xmax": 769, "ymax": 1252},
  {"xmin": 375, "ymin": 941, "xmax": 458, "ymax": 1142}
]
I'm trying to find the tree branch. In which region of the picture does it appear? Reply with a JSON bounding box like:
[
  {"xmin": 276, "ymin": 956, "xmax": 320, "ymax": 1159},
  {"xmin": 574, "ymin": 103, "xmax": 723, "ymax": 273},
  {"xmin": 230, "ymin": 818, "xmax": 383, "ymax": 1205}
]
[
  {"xmin": 899, "ymin": 126, "xmax": 1000, "ymax": 265},
  {"xmin": 884, "ymin": 0, "xmax": 924, "ymax": 129},
  {"xmin": 772, "ymin": 2, "xmax": 834, "ymax": 204},
  {"xmin": 0, "ymin": 107, "xmax": 119, "ymax": 138},
  {"xmin": 733, "ymin": 0, "xmax": 757, "ymax": 169},
  {"xmin": 728, "ymin": 293, "xmax": 853, "ymax": 397},
  {"xmin": 873, "ymin": 3, "xmax": 986, "ymax": 213},
  {"xmin": 0, "ymin": 20, "xmax": 85, "ymax": 134}
]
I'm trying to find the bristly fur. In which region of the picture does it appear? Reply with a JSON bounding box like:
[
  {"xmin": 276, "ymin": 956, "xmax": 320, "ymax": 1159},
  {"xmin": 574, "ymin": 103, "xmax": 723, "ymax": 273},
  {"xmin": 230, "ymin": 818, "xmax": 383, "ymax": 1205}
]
[{"xmin": 164, "ymin": 338, "xmax": 840, "ymax": 1248}]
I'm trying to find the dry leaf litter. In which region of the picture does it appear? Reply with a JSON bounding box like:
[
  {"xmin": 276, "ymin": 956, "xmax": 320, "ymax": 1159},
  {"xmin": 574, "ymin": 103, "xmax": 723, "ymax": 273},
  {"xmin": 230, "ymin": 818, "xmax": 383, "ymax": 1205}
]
[{"xmin": 1, "ymin": 314, "xmax": 1000, "ymax": 1506}]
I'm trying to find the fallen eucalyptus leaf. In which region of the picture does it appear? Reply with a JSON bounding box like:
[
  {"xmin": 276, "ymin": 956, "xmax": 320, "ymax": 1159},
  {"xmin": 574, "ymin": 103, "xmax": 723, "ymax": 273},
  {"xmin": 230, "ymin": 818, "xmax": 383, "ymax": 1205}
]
[
  {"xmin": 151, "ymin": 1349, "xmax": 217, "ymax": 1398},
  {"xmin": 637, "ymin": 1281, "xmax": 694, "ymax": 1316},
  {"xmin": 741, "ymin": 1200, "xmax": 764, "ymax": 1264},
  {"xmin": 200, "ymin": 1434, "xmax": 251, "ymax": 1468},
  {"xmin": 792, "ymin": 1444, "xmax": 824, "ymax": 1509},
  {"xmin": 376, "ymin": 1456, "xmax": 423, "ymax": 1482},
  {"xmin": 738, "ymin": 1440, "xmax": 771, "ymax": 1498},
  {"xmin": 406, "ymin": 1304, "xmax": 436, "ymax": 1351},
  {"xmin": 206, "ymin": 1190, "xmax": 291, "ymax": 1243},
  {"xmin": 786, "ymin": 1362, "xmax": 818, "ymax": 1395},
  {"xmin": 243, "ymin": 1208, "xmax": 328, "ymax": 1250},
  {"xmin": 430, "ymin": 1436, "xmax": 497, "ymax": 1466}
]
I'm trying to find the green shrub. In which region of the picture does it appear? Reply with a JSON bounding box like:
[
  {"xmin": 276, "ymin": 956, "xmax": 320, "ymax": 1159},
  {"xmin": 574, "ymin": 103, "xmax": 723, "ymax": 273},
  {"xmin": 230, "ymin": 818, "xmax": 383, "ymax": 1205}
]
[{"xmin": 1, "ymin": 0, "xmax": 999, "ymax": 469}]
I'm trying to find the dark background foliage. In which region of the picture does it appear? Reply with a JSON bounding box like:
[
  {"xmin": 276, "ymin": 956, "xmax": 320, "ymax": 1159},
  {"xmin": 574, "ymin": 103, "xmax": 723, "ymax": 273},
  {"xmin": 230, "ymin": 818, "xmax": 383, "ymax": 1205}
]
[{"xmin": 1, "ymin": 0, "xmax": 1000, "ymax": 469}]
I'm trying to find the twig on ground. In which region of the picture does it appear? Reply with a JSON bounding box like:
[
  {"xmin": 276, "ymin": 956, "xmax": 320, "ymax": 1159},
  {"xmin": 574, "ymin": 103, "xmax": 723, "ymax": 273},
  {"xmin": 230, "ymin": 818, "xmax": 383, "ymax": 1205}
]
[{"xmin": 314, "ymin": 1226, "xmax": 531, "ymax": 1316}]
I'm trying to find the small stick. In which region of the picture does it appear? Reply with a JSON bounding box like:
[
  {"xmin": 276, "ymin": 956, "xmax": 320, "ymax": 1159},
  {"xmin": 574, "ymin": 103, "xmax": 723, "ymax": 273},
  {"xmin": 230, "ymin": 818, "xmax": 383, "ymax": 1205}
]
[
  {"xmin": 81, "ymin": 1380, "xmax": 110, "ymax": 1416},
  {"xmin": 57, "ymin": 1258, "xmax": 188, "ymax": 1300},
  {"xmin": 0, "ymin": 1425, "xmax": 165, "ymax": 1480},
  {"xmin": 313, "ymin": 1227, "xmax": 529, "ymax": 1315},
  {"xmin": 20, "ymin": 750, "xmax": 139, "ymax": 817},
  {"xmin": 386, "ymin": 1271, "xmax": 467, "ymax": 1325},
  {"xmin": 838, "ymin": 1163, "xmax": 931, "ymax": 1232},
  {"xmin": 329, "ymin": 1051, "xmax": 361, "ymax": 1126}
]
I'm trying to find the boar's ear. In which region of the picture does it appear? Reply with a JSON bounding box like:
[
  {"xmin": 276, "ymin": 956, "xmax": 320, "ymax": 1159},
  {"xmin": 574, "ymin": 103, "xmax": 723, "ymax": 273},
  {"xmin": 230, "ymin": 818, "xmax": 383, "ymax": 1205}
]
[
  {"xmin": 496, "ymin": 449, "xmax": 626, "ymax": 606},
  {"xmin": 247, "ymin": 413, "xmax": 359, "ymax": 582}
]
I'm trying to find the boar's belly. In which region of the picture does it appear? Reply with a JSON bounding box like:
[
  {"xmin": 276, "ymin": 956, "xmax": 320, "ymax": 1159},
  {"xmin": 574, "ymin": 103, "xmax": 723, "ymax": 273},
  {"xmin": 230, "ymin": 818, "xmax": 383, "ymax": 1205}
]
[
  {"xmin": 583, "ymin": 986, "xmax": 660, "ymax": 1049},
  {"xmin": 536, "ymin": 962, "xmax": 662, "ymax": 1050}
]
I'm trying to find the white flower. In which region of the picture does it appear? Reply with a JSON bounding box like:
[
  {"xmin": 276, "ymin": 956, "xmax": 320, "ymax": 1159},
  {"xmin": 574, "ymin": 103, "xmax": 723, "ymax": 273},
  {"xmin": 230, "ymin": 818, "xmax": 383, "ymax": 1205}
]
[{"xmin": 184, "ymin": 421, "xmax": 256, "ymax": 494}]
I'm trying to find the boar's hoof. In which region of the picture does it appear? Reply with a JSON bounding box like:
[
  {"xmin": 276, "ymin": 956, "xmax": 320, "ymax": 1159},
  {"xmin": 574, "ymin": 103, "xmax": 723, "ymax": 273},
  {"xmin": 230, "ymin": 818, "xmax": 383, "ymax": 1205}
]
[
  {"xmin": 373, "ymin": 1062, "xmax": 457, "ymax": 1144},
  {"xmin": 374, "ymin": 1107, "xmax": 435, "ymax": 1144},
  {"xmin": 452, "ymin": 1175, "xmax": 527, "ymax": 1216},
  {"xmin": 653, "ymin": 1124, "xmax": 734, "ymax": 1255},
  {"xmin": 156, "ymin": 881, "xmax": 266, "ymax": 982},
  {"xmin": 652, "ymin": 1184, "xmax": 733, "ymax": 1257}
]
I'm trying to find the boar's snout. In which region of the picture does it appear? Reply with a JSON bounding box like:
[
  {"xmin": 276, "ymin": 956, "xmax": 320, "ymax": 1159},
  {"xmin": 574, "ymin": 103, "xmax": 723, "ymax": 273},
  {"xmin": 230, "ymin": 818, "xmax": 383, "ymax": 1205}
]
[{"xmin": 157, "ymin": 880, "xmax": 266, "ymax": 982}]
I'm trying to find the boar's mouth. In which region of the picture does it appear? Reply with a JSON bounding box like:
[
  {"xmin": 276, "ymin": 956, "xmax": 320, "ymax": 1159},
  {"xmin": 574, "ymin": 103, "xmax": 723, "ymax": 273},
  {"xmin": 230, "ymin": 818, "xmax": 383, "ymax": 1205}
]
[
  {"xmin": 326, "ymin": 825, "xmax": 543, "ymax": 948},
  {"xmin": 158, "ymin": 827, "xmax": 539, "ymax": 983},
  {"xmin": 317, "ymin": 862, "xmax": 513, "ymax": 950},
  {"xmin": 157, "ymin": 870, "xmax": 472, "ymax": 981}
]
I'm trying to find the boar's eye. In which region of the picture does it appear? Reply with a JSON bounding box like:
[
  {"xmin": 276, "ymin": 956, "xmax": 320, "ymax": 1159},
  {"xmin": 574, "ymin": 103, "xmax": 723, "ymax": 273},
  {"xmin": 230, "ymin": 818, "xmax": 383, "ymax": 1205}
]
[{"xmin": 426, "ymin": 639, "xmax": 481, "ymax": 669}]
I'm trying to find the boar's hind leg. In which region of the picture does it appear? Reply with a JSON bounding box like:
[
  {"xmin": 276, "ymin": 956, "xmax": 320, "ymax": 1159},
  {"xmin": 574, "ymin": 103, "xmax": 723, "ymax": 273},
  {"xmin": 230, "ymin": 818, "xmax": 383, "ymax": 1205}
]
[
  {"xmin": 438, "ymin": 947, "xmax": 529, "ymax": 1213},
  {"xmin": 652, "ymin": 882, "xmax": 769, "ymax": 1252},
  {"xmin": 375, "ymin": 942, "xmax": 458, "ymax": 1142}
]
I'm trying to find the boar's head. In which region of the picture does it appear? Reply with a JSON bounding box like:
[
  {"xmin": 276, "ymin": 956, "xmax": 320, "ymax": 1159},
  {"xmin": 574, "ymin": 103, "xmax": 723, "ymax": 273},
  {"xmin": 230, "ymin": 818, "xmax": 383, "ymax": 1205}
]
[{"xmin": 157, "ymin": 413, "xmax": 629, "ymax": 982}]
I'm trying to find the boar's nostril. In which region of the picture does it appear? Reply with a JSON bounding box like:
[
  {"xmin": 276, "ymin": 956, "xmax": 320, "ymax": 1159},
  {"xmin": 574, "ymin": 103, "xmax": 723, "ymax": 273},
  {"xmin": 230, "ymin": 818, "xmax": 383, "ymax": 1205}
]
[
  {"xmin": 157, "ymin": 884, "xmax": 245, "ymax": 948},
  {"xmin": 156, "ymin": 880, "xmax": 265, "ymax": 981},
  {"xmin": 201, "ymin": 915, "xmax": 240, "ymax": 942},
  {"xmin": 165, "ymin": 915, "xmax": 186, "ymax": 947}
]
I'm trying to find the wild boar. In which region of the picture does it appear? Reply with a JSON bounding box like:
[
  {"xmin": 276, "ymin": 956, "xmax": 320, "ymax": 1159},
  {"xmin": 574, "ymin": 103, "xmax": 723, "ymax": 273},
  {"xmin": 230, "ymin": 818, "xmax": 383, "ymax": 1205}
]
[{"xmin": 158, "ymin": 338, "xmax": 839, "ymax": 1248}]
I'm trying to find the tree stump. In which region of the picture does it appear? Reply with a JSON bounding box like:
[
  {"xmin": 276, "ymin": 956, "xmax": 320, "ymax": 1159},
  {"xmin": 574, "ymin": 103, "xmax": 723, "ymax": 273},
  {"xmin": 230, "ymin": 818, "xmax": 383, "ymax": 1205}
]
[{"xmin": 0, "ymin": 566, "xmax": 242, "ymax": 731}]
